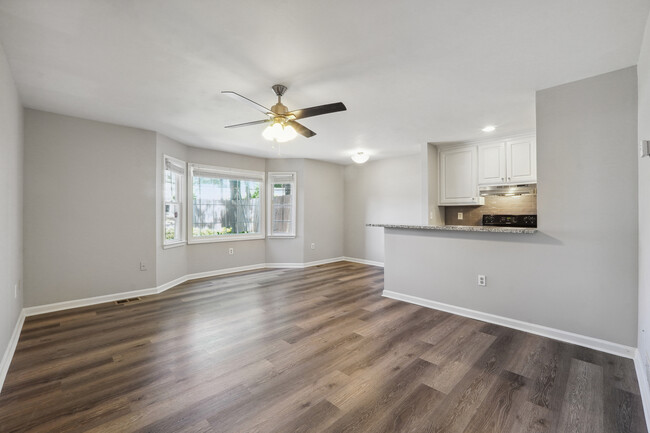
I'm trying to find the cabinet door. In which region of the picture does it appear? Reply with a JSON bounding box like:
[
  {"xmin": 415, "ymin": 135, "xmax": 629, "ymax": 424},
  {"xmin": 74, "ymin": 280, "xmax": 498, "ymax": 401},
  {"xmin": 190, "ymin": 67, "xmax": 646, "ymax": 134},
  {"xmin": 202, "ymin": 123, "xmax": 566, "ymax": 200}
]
[
  {"xmin": 506, "ymin": 137, "xmax": 536, "ymax": 183},
  {"xmin": 439, "ymin": 146, "xmax": 479, "ymax": 205},
  {"xmin": 478, "ymin": 142, "xmax": 506, "ymax": 185}
]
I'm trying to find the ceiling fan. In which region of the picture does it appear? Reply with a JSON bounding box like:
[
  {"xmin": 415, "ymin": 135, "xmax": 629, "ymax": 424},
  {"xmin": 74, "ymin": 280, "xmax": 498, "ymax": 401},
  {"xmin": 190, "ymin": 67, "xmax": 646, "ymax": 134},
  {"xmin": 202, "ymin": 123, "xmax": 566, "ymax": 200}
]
[{"xmin": 222, "ymin": 84, "xmax": 346, "ymax": 142}]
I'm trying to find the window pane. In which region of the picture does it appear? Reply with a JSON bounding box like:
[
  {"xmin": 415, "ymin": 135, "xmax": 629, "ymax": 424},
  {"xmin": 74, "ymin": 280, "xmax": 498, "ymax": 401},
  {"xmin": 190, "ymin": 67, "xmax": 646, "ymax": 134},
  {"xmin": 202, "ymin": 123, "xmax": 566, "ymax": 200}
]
[
  {"xmin": 163, "ymin": 158, "xmax": 185, "ymax": 245},
  {"xmin": 165, "ymin": 203, "xmax": 182, "ymax": 242},
  {"xmin": 192, "ymin": 174, "xmax": 262, "ymax": 238},
  {"xmin": 270, "ymin": 181, "xmax": 294, "ymax": 236}
]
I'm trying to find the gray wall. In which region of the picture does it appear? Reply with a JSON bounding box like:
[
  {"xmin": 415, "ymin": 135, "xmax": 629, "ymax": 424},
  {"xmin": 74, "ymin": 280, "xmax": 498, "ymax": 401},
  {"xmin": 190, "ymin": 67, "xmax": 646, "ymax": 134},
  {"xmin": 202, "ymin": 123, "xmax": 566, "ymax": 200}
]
[
  {"xmin": 0, "ymin": 42, "xmax": 23, "ymax": 366},
  {"xmin": 638, "ymin": 13, "xmax": 650, "ymax": 378},
  {"xmin": 384, "ymin": 67, "xmax": 639, "ymax": 346},
  {"xmin": 343, "ymin": 155, "xmax": 423, "ymax": 263},
  {"xmin": 303, "ymin": 159, "xmax": 345, "ymax": 262},
  {"xmin": 24, "ymin": 110, "xmax": 157, "ymax": 306}
]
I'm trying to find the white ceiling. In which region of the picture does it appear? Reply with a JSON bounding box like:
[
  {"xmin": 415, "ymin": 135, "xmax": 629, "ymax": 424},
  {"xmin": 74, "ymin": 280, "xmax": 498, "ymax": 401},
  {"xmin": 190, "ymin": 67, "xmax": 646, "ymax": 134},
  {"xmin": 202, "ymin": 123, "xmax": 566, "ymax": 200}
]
[{"xmin": 0, "ymin": 0, "xmax": 648, "ymax": 164}]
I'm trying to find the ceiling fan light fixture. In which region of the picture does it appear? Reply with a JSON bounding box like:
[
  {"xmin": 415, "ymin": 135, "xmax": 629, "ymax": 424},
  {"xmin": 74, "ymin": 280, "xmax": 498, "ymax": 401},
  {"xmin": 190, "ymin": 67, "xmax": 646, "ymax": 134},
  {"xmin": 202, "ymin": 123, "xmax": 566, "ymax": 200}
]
[
  {"xmin": 351, "ymin": 152, "xmax": 370, "ymax": 164},
  {"xmin": 263, "ymin": 120, "xmax": 297, "ymax": 143}
]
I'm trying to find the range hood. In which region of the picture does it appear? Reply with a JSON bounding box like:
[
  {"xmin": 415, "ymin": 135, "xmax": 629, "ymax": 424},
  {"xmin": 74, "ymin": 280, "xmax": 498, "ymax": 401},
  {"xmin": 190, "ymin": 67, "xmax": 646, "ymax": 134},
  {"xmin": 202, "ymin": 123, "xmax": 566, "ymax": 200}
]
[{"xmin": 479, "ymin": 184, "xmax": 537, "ymax": 196}]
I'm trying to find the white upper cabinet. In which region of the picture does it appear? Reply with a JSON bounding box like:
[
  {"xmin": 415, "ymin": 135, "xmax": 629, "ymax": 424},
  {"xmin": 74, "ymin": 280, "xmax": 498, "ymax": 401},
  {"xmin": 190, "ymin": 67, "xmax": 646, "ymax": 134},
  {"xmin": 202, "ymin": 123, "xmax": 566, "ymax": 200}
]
[
  {"xmin": 439, "ymin": 146, "xmax": 482, "ymax": 205},
  {"xmin": 478, "ymin": 135, "xmax": 536, "ymax": 185},
  {"xmin": 506, "ymin": 137, "xmax": 536, "ymax": 183},
  {"xmin": 478, "ymin": 142, "xmax": 506, "ymax": 185}
]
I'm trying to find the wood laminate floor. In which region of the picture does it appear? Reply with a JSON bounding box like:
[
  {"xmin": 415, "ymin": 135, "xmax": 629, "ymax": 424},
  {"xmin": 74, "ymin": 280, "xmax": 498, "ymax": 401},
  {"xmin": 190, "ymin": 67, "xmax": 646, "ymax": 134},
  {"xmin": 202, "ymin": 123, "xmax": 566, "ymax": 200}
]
[{"xmin": 0, "ymin": 262, "xmax": 646, "ymax": 432}]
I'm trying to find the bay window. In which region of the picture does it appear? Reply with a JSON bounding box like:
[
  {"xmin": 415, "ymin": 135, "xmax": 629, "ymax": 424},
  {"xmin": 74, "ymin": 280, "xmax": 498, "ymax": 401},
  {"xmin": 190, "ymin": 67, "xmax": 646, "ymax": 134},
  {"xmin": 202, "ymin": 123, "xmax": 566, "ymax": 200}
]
[{"xmin": 189, "ymin": 164, "xmax": 265, "ymax": 243}]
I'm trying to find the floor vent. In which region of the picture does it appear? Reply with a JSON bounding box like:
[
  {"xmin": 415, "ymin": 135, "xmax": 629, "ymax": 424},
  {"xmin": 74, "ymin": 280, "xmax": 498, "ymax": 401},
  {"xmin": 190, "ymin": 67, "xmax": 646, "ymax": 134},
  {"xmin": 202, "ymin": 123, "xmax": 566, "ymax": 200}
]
[{"xmin": 114, "ymin": 297, "xmax": 142, "ymax": 305}]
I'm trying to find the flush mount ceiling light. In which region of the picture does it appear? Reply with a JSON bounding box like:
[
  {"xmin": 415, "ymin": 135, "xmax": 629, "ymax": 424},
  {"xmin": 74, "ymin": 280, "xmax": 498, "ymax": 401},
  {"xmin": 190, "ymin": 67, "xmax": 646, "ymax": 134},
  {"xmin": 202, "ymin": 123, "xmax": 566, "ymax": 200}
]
[
  {"xmin": 351, "ymin": 152, "xmax": 370, "ymax": 164},
  {"xmin": 482, "ymin": 125, "xmax": 496, "ymax": 132},
  {"xmin": 222, "ymin": 85, "xmax": 347, "ymax": 143}
]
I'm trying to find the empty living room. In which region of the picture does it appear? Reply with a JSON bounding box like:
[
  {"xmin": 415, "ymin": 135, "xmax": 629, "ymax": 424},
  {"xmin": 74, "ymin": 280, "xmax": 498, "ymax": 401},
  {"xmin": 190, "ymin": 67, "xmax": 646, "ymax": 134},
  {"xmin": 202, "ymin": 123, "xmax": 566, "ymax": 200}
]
[{"xmin": 2, "ymin": 1, "xmax": 650, "ymax": 432}]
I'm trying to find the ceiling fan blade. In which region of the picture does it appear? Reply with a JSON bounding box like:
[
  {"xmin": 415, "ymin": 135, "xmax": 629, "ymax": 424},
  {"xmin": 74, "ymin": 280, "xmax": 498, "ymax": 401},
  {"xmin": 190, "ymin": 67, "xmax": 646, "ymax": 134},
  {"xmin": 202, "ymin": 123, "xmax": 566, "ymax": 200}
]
[
  {"xmin": 287, "ymin": 102, "xmax": 346, "ymax": 120},
  {"xmin": 222, "ymin": 91, "xmax": 274, "ymax": 117},
  {"xmin": 289, "ymin": 121, "xmax": 316, "ymax": 138},
  {"xmin": 224, "ymin": 119, "xmax": 270, "ymax": 129}
]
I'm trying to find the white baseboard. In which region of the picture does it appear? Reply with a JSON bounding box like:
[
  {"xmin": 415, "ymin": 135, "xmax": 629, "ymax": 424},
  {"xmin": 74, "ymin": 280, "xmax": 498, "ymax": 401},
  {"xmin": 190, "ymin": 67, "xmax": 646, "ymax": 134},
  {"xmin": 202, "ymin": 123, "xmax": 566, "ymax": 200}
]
[
  {"xmin": 0, "ymin": 310, "xmax": 25, "ymax": 394},
  {"xmin": 23, "ymin": 286, "xmax": 161, "ymax": 317},
  {"xmin": 383, "ymin": 290, "xmax": 636, "ymax": 359},
  {"xmin": 634, "ymin": 349, "xmax": 650, "ymax": 429},
  {"xmin": 265, "ymin": 257, "xmax": 347, "ymax": 269},
  {"xmin": 341, "ymin": 256, "xmax": 384, "ymax": 267},
  {"xmin": 23, "ymin": 259, "xmax": 354, "ymax": 317}
]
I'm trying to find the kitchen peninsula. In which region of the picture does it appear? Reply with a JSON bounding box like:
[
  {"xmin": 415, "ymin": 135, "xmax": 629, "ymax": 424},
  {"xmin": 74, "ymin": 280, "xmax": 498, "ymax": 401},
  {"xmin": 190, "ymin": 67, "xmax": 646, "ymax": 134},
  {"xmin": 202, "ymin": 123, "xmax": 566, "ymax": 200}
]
[{"xmin": 367, "ymin": 223, "xmax": 537, "ymax": 234}]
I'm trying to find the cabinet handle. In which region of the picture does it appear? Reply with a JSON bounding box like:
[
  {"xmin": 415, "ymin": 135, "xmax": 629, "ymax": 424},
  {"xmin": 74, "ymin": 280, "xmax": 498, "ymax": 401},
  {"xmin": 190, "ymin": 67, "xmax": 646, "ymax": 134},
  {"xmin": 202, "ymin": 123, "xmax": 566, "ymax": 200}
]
[{"xmin": 501, "ymin": 177, "xmax": 504, "ymax": 181}]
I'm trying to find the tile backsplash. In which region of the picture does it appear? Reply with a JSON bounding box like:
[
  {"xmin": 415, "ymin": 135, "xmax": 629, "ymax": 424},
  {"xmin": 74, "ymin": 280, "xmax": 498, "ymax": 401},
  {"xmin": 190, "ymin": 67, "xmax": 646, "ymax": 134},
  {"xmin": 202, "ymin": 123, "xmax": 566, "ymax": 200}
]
[{"xmin": 444, "ymin": 194, "xmax": 537, "ymax": 226}]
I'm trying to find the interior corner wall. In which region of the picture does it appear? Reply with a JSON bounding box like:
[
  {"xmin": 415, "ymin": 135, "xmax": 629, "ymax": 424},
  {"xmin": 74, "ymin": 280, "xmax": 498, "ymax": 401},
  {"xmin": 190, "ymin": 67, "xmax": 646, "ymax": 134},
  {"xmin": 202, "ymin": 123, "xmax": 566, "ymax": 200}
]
[
  {"xmin": 155, "ymin": 133, "xmax": 189, "ymax": 285},
  {"xmin": 303, "ymin": 159, "xmax": 344, "ymax": 262},
  {"xmin": 0, "ymin": 41, "xmax": 23, "ymax": 366},
  {"xmin": 265, "ymin": 158, "xmax": 305, "ymax": 264},
  {"xmin": 23, "ymin": 110, "xmax": 157, "ymax": 306},
  {"xmin": 638, "ymin": 12, "xmax": 650, "ymax": 376},
  {"xmin": 343, "ymin": 154, "xmax": 423, "ymax": 263}
]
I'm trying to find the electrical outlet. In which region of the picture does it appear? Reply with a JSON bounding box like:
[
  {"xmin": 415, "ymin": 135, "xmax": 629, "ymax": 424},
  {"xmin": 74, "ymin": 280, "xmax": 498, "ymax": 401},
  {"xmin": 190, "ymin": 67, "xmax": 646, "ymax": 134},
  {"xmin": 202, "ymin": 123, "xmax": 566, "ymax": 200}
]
[
  {"xmin": 641, "ymin": 140, "xmax": 650, "ymax": 158},
  {"xmin": 228, "ymin": 248, "xmax": 234, "ymax": 255},
  {"xmin": 458, "ymin": 212, "xmax": 463, "ymax": 220},
  {"xmin": 477, "ymin": 275, "xmax": 486, "ymax": 286},
  {"xmin": 139, "ymin": 261, "xmax": 147, "ymax": 271},
  {"xmin": 311, "ymin": 243, "xmax": 316, "ymax": 250}
]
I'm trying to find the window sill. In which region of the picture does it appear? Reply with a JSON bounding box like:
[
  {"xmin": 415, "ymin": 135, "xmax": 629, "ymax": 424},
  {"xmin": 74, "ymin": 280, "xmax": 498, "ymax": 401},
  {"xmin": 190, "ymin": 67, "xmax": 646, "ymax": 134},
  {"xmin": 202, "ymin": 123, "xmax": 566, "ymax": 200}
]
[
  {"xmin": 163, "ymin": 241, "xmax": 187, "ymax": 249},
  {"xmin": 188, "ymin": 234, "xmax": 266, "ymax": 244},
  {"xmin": 267, "ymin": 235, "xmax": 297, "ymax": 239}
]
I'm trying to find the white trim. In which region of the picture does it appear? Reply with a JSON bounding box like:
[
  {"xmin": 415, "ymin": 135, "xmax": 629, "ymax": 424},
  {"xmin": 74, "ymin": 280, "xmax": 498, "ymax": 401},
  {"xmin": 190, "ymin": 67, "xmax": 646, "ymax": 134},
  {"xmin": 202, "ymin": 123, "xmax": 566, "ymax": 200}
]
[
  {"xmin": 265, "ymin": 257, "xmax": 347, "ymax": 269},
  {"xmin": 186, "ymin": 264, "xmax": 267, "ymax": 280},
  {"xmin": 187, "ymin": 234, "xmax": 266, "ymax": 244},
  {"xmin": 0, "ymin": 310, "xmax": 25, "ymax": 394},
  {"xmin": 162, "ymin": 240, "xmax": 186, "ymax": 250},
  {"xmin": 634, "ymin": 349, "xmax": 650, "ymax": 429},
  {"xmin": 267, "ymin": 172, "xmax": 297, "ymax": 238},
  {"xmin": 21, "ymin": 259, "xmax": 350, "ymax": 317},
  {"xmin": 382, "ymin": 290, "xmax": 637, "ymax": 359},
  {"xmin": 23, "ymin": 287, "xmax": 161, "ymax": 317},
  {"xmin": 162, "ymin": 154, "xmax": 187, "ymax": 247},
  {"xmin": 187, "ymin": 162, "xmax": 266, "ymax": 245},
  {"xmin": 342, "ymin": 256, "xmax": 385, "ymax": 267}
]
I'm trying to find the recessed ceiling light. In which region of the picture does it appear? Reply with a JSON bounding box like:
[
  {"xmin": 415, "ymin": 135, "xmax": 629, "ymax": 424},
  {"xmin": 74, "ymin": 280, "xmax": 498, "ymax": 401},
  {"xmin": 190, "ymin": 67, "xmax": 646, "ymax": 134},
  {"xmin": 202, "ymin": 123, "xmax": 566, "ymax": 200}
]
[
  {"xmin": 351, "ymin": 152, "xmax": 370, "ymax": 164},
  {"xmin": 482, "ymin": 125, "xmax": 496, "ymax": 132}
]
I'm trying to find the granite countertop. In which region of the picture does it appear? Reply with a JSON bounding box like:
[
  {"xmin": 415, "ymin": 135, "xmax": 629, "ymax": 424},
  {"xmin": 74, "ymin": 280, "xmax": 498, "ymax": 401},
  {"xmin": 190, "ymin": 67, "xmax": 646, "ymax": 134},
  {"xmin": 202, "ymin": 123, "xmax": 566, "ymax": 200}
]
[{"xmin": 366, "ymin": 223, "xmax": 537, "ymax": 234}]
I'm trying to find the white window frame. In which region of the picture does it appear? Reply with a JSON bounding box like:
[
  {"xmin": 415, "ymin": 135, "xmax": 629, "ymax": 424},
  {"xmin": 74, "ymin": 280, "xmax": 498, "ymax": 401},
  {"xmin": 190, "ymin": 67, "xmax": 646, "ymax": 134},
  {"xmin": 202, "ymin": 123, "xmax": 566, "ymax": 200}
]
[
  {"xmin": 188, "ymin": 163, "xmax": 265, "ymax": 244},
  {"xmin": 267, "ymin": 172, "xmax": 297, "ymax": 238},
  {"xmin": 162, "ymin": 154, "xmax": 187, "ymax": 249}
]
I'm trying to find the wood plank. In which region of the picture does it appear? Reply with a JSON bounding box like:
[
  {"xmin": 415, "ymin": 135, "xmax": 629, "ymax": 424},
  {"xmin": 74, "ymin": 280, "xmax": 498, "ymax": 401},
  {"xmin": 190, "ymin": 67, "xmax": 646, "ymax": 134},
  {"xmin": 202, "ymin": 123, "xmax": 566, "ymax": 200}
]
[{"xmin": 0, "ymin": 262, "xmax": 645, "ymax": 433}]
